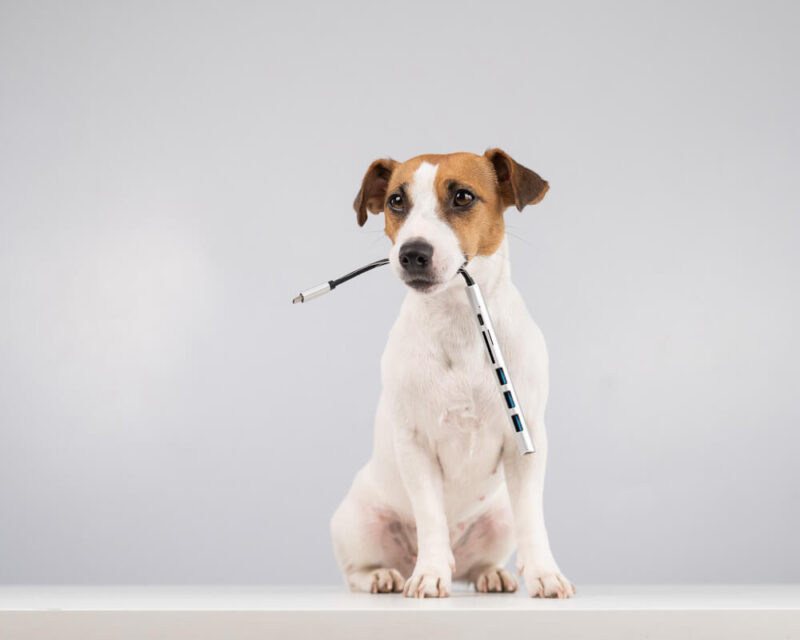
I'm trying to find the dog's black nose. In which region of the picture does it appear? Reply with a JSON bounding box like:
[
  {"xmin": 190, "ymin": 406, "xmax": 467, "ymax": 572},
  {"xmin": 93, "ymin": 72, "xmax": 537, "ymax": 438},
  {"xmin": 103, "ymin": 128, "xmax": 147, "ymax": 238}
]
[{"xmin": 399, "ymin": 240, "xmax": 434, "ymax": 274}]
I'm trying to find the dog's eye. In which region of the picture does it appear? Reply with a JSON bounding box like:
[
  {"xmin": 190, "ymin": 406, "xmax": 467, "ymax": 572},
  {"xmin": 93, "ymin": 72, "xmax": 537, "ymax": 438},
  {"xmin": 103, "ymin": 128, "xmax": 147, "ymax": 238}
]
[
  {"xmin": 453, "ymin": 189, "xmax": 474, "ymax": 207},
  {"xmin": 388, "ymin": 193, "xmax": 405, "ymax": 212}
]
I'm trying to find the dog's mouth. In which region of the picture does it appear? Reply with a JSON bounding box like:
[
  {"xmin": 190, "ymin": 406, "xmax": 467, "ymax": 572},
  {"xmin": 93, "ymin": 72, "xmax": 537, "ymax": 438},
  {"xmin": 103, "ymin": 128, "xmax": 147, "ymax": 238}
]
[
  {"xmin": 403, "ymin": 278, "xmax": 438, "ymax": 292},
  {"xmin": 401, "ymin": 262, "xmax": 468, "ymax": 293}
]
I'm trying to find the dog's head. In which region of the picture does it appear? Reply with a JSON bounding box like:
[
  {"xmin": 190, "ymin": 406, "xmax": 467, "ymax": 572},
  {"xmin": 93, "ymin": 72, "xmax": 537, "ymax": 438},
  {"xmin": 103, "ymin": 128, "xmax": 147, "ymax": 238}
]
[{"xmin": 353, "ymin": 150, "xmax": 548, "ymax": 293}]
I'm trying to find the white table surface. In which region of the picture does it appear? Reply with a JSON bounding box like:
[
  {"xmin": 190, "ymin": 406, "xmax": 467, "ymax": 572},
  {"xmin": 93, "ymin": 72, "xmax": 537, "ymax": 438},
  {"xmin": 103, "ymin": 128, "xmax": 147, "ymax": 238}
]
[{"xmin": 1, "ymin": 585, "xmax": 798, "ymax": 639}]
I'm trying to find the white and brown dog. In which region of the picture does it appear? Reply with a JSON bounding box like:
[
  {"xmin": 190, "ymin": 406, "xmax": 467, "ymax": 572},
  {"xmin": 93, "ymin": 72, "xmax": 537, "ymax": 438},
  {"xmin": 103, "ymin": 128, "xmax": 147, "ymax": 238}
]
[{"xmin": 330, "ymin": 149, "xmax": 574, "ymax": 598}]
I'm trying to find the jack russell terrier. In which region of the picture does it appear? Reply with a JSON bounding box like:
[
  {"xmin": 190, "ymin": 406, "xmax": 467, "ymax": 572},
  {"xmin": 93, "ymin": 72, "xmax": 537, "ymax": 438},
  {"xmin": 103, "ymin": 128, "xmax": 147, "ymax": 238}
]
[{"xmin": 330, "ymin": 149, "xmax": 574, "ymax": 598}]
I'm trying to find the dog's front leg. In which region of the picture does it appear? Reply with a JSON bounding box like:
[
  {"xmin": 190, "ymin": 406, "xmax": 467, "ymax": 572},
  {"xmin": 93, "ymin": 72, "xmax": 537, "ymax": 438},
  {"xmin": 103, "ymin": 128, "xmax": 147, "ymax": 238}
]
[
  {"xmin": 503, "ymin": 430, "xmax": 575, "ymax": 598},
  {"xmin": 394, "ymin": 427, "xmax": 454, "ymax": 598}
]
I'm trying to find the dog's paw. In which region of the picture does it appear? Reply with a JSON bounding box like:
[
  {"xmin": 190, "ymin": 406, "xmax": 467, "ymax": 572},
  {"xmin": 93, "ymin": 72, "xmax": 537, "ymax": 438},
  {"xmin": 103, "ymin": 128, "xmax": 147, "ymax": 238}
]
[
  {"xmin": 403, "ymin": 570, "xmax": 451, "ymax": 598},
  {"xmin": 474, "ymin": 567, "xmax": 518, "ymax": 593},
  {"xmin": 369, "ymin": 568, "xmax": 405, "ymax": 593},
  {"xmin": 520, "ymin": 565, "xmax": 575, "ymax": 598}
]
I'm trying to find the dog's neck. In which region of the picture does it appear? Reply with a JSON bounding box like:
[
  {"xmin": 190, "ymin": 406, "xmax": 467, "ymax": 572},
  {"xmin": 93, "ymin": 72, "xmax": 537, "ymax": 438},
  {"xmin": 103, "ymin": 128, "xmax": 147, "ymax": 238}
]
[
  {"xmin": 402, "ymin": 237, "xmax": 512, "ymax": 339},
  {"xmin": 463, "ymin": 236, "xmax": 512, "ymax": 300}
]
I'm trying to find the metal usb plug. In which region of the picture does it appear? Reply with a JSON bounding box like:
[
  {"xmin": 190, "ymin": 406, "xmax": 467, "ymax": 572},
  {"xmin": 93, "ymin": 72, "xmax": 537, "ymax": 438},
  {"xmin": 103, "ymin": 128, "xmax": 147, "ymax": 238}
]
[{"xmin": 292, "ymin": 281, "xmax": 333, "ymax": 304}]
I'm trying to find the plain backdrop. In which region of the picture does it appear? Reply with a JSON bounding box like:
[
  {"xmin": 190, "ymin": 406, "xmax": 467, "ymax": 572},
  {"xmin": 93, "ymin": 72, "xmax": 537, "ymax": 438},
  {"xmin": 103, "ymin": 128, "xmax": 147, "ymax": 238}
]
[{"xmin": 1, "ymin": 0, "xmax": 798, "ymax": 585}]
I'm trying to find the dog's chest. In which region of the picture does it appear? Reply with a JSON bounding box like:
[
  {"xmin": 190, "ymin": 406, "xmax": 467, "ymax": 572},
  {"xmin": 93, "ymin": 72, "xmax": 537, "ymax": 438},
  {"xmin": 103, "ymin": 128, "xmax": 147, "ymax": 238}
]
[
  {"xmin": 390, "ymin": 289, "xmax": 522, "ymax": 482},
  {"xmin": 425, "ymin": 341, "xmax": 507, "ymax": 481}
]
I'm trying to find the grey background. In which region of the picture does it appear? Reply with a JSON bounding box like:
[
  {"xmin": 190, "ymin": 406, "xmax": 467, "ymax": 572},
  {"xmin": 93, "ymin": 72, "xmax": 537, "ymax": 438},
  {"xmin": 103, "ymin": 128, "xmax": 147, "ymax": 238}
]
[{"xmin": 1, "ymin": 0, "xmax": 798, "ymax": 585}]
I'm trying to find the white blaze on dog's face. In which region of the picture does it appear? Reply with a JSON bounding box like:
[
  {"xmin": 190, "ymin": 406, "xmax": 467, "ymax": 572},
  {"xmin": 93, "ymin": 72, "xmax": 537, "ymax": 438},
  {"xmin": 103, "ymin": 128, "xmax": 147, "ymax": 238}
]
[
  {"xmin": 386, "ymin": 161, "xmax": 464, "ymax": 292},
  {"xmin": 353, "ymin": 150, "xmax": 549, "ymax": 293}
]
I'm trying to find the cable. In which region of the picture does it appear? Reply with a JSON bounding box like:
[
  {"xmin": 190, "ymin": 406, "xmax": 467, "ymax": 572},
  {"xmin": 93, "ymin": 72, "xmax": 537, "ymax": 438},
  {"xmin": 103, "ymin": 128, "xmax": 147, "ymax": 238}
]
[
  {"xmin": 331, "ymin": 258, "xmax": 390, "ymax": 288},
  {"xmin": 292, "ymin": 258, "xmax": 390, "ymax": 304},
  {"xmin": 457, "ymin": 266, "xmax": 475, "ymax": 286}
]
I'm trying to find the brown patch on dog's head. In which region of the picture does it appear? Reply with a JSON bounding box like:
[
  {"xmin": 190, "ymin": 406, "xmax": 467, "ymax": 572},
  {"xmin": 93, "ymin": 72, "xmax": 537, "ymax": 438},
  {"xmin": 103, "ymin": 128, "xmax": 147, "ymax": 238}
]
[
  {"xmin": 353, "ymin": 149, "xmax": 548, "ymax": 259},
  {"xmin": 431, "ymin": 152, "xmax": 507, "ymax": 258}
]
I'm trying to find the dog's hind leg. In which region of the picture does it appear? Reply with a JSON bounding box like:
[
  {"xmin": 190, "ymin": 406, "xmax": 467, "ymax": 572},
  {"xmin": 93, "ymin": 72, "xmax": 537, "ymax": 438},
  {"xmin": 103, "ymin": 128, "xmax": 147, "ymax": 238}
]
[{"xmin": 330, "ymin": 479, "xmax": 416, "ymax": 593}]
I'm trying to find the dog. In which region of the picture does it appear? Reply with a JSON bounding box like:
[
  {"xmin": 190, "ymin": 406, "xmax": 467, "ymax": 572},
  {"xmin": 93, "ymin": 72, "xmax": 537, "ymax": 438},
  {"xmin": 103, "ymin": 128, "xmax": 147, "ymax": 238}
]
[{"xmin": 330, "ymin": 149, "xmax": 574, "ymax": 598}]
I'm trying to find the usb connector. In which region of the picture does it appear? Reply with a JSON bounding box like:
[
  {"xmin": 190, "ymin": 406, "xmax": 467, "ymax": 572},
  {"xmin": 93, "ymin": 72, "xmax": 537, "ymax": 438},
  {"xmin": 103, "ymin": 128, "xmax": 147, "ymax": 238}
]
[{"xmin": 292, "ymin": 281, "xmax": 332, "ymax": 304}]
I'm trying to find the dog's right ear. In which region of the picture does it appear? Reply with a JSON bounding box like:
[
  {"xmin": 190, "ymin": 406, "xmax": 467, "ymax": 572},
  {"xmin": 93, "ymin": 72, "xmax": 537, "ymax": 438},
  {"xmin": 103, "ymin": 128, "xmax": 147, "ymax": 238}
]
[{"xmin": 353, "ymin": 158, "xmax": 396, "ymax": 226}]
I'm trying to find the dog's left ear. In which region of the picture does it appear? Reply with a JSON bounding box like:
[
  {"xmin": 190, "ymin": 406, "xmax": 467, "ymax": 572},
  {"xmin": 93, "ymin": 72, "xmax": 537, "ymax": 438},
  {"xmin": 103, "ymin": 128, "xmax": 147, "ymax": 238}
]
[
  {"xmin": 353, "ymin": 158, "xmax": 397, "ymax": 226},
  {"xmin": 484, "ymin": 148, "xmax": 549, "ymax": 211}
]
